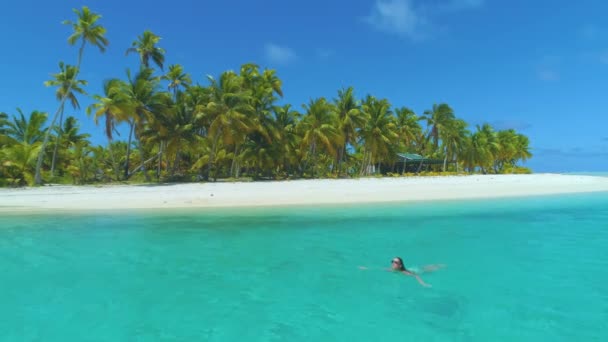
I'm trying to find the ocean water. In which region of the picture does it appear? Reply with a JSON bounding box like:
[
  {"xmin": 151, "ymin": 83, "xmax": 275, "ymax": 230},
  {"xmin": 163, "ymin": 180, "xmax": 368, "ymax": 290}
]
[
  {"xmin": 1, "ymin": 193, "xmax": 608, "ymax": 341},
  {"xmin": 563, "ymin": 172, "xmax": 608, "ymax": 177}
]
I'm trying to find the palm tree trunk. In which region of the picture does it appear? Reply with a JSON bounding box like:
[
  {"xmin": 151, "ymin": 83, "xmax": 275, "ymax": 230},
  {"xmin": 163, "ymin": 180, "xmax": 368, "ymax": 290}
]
[
  {"xmin": 34, "ymin": 100, "xmax": 68, "ymax": 185},
  {"xmin": 35, "ymin": 39, "xmax": 87, "ymax": 185},
  {"xmin": 207, "ymin": 133, "xmax": 221, "ymax": 181},
  {"xmin": 340, "ymin": 144, "xmax": 348, "ymax": 176},
  {"xmin": 172, "ymin": 141, "xmax": 181, "ymax": 176},
  {"xmin": 359, "ymin": 150, "xmax": 367, "ymax": 176},
  {"xmin": 334, "ymin": 146, "xmax": 341, "ymax": 175},
  {"xmin": 136, "ymin": 133, "xmax": 150, "ymax": 182},
  {"xmin": 416, "ymin": 158, "xmax": 424, "ymax": 173},
  {"xmin": 157, "ymin": 141, "xmax": 163, "ymax": 181},
  {"xmin": 230, "ymin": 144, "xmax": 239, "ymax": 177},
  {"xmin": 50, "ymin": 106, "xmax": 65, "ymax": 177},
  {"xmin": 124, "ymin": 120, "xmax": 135, "ymax": 180},
  {"xmin": 107, "ymin": 140, "xmax": 120, "ymax": 181},
  {"xmin": 310, "ymin": 139, "xmax": 317, "ymax": 178},
  {"xmin": 166, "ymin": 146, "xmax": 171, "ymax": 173},
  {"xmin": 360, "ymin": 151, "xmax": 372, "ymax": 176}
]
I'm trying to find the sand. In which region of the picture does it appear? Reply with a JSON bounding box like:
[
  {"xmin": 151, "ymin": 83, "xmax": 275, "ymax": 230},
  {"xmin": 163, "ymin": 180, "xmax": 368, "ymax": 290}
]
[{"xmin": 1, "ymin": 174, "xmax": 607, "ymax": 212}]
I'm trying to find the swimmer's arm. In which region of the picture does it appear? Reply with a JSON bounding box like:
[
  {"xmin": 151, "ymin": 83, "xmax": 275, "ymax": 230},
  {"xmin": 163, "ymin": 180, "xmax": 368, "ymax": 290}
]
[{"xmin": 403, "ymin": 270, "xmax": 432, "ymax": 287}]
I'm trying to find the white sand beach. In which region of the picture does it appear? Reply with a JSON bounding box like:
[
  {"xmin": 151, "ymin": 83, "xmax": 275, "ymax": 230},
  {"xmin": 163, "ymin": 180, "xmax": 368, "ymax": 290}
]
[{"xmin": 1, "ymin": 174, "xmax": 607, "ymax": 212}]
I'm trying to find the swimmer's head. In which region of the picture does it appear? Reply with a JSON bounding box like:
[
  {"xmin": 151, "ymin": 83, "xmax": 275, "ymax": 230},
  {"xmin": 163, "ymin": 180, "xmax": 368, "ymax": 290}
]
[{"xmin": 391, "ymin": 257, "xmax": 406, "ymax": 271}]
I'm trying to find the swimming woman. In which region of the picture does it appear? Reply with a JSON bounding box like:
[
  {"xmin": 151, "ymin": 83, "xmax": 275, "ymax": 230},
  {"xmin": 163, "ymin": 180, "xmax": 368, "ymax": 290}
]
[
  {"xmin": 359, "ymin": 257, "xmax": 445, "ymax": 287},
  {"xmin": 390, "ymin": 257, "xmax": 433, "ymax": 287}
]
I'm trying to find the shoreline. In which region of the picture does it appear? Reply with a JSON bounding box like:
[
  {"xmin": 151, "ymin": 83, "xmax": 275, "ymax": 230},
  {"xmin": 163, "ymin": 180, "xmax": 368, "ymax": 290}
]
[{"xmin": 1, "ymin": 174, "xmax": 608, "ymax": 213}]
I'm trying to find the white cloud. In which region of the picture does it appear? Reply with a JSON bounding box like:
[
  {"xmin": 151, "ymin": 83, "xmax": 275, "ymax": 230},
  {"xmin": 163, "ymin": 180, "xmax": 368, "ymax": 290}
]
[
  {"xmin": 264, "ymin": 43, "xmax": 296, "ymax": 65},
  {"xmin": 538, "ymin": 70, "xmax": 559, "ymax": 82},
  {"xmin": 364, "ymin": 0, "xmax": 483, "ymax": 40},
  {"xmin": 364, "ymin": 0, "xmax": 424, "ymax": 39}
]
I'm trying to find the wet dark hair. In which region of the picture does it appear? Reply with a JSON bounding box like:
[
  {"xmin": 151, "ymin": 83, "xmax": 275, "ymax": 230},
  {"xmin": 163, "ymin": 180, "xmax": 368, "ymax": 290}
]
[{"xmin": 392, "ymin": 257, "xmax": 406, "ymax": 271}]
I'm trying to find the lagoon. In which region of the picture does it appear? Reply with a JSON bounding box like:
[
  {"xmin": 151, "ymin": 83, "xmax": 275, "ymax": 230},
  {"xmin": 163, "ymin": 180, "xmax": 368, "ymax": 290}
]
[{"xmin": 1, "ymin": 193, "xmax": 607, "ymax": 341}]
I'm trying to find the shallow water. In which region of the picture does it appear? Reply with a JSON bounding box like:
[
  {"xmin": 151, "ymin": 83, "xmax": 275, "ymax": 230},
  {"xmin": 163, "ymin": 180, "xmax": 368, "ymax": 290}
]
[{"xmin": 1, "ymin": 193, "xmax": 607, "ymax": 341}]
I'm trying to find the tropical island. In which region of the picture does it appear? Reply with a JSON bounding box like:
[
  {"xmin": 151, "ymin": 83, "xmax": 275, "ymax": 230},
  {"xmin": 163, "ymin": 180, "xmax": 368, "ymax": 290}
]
[{"xmin": 1, "ymin": 6, "xmax": 607, "ymax": 211}]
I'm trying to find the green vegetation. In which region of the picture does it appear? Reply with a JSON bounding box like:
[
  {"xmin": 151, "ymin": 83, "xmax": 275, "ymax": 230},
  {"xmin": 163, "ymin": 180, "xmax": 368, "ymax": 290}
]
[{"xmin": 0, "ymin": 6, "xmax": 532, "ymax": 187}]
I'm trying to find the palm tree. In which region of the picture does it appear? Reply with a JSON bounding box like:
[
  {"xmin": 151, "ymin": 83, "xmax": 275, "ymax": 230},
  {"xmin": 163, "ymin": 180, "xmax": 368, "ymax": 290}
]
[
  {"xmin": 0, "ymin": 112, "xmax": 10, "ymax": 153},
  {"xmin": 44, "ymin": 61, "xmax": 87, "ymax": 176},
  {"xmin": 35, "ymin": 6, "xmax": 108, "ymax": 185},
  {"xmin": 239, "ymin": 64, "xmax": 283, "ymax": 154},
  {"xmin": 299, "ymin": 98, "xmax": 339, "ymax": 177},
  {"xmin": 2, "ymin": 141, "xmax": 42, "ymax": 186},
  {"xmin": 64, "ymin": 6, "xmax": 109, "ymax": 70},
  {"xmin": 87, "ymin": 79, "xmax": 132, "ymax": 180},
  {"xmin": 514, "ymin": 133, "xmax": 532, "ymax": 166},
  {"xmin": 51, "ymin": 116, "xmax": 91, "ymax": 175},
  {"xmin": 333, "ymin": 87, "xmax": 365, "ymax": 176},
  {"xmin": 0, "ymin": 112, "xmax": 9, "ymax": 138},
  {"xmin": 126, "ymin": 30, "xmax": 165, "ymax": 70},
  {"xmin": 201, "ymin": 71, "xmax": 254, "ymax": 180},
  {"xmin": 421, "ymin": 103, "xmax": 455, "ymax": 150},
  {"xmin": 273, "ymin": 104, "xmax": 301, "ymax": 177},
  {"xmin": 60, "ymin": 116, "xmax": 91, "ymax": 148},
  {"xmin": 5, "ymin": 109, "xmax": 48, "ymax": 145},
  {"xmin": 394, "ymin": 107, "xmax": 421, "ymax": 152},
  {"xmin": 121, "ymin": 68, "xmax": 170, "ymax": 180},
  {"xmin": 494, "ymin": 129, "xmax": 533, "ymax": 172},
  {"xmin": 441, "ymin": 119, "xmax": 468, "ymax": 172},
  {"xmin": 359, "ymin": 96, "xmax": 398, "ymax": 175},
  {"xmin": 66, "ymin": 140, "xmax": 92, "ymax": 184},
  {"xmin": 2, "ymin": 110, "xmax": 47, "ymax": 185},
  {"xmin": 162, "ymin": 64, "xmax": 192, "ymax": 99},
  {"xmin": 464, "ymin": 123, "xmax": 499, "ymax": 173},
  {"xmin": 162, "ymin": 92, "xmax": 197, "ymax": 177},
  {"xmin": 88, "ymin": 79, "xmax": 131, "ymax": 142}
]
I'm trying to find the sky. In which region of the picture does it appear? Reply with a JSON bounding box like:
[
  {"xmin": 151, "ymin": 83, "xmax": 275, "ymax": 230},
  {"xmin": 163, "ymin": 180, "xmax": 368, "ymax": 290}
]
[{"xmin": 1, "ymin": 0, "xmax": 607, "ymax": 172}]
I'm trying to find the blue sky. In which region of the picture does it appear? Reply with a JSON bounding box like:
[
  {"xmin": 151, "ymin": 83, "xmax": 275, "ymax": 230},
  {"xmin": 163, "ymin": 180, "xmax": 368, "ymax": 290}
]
[{"xmin": 1, "ymin": 0, "xmax": 607, "ymax": 172}]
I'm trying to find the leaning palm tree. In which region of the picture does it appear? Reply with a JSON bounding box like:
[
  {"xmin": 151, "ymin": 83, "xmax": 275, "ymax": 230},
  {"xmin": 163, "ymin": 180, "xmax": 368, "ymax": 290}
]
[
  {"xmin": 44, "ymin": 62, "xmax": 87, "ymax": 176},
  {"xmin": 126, "ymin": 30, "xmax": 165, "ymax": 70},
  {"xmin": 35, "ymin": 6, "xmax": 108, "ymax": 185}
]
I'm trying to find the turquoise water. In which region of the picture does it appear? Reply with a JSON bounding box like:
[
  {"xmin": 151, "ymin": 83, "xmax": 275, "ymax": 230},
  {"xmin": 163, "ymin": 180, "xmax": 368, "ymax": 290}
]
[{"xmin": 1, "ymin": 193, "xmax": 608, "ymax": 341}]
